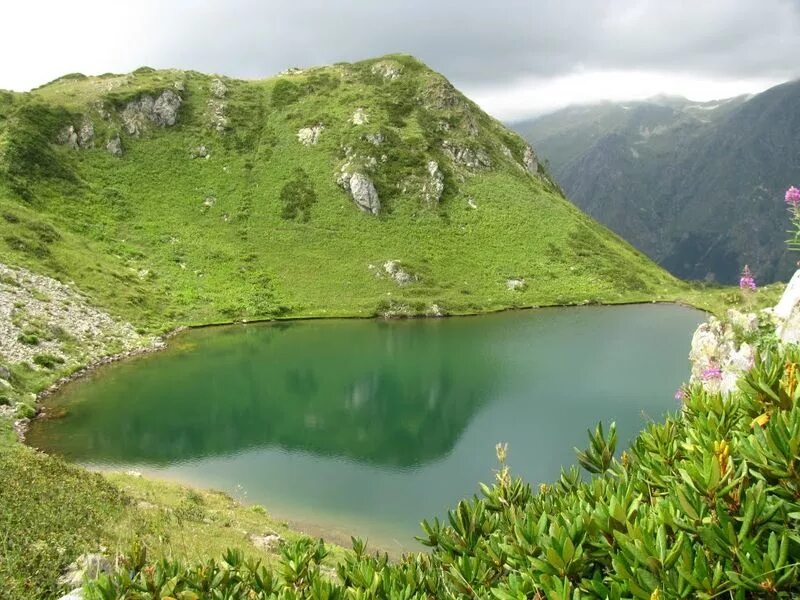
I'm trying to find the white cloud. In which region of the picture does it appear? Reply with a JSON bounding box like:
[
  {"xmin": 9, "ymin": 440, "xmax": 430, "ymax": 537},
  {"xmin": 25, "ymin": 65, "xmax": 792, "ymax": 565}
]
[
  {"xmin": 1, "ymin": 0, "xmax": 799, "ymax": 120},
  {"xmin": 467, "ymin": 70, "xmax": 786, "ymax": 121}
]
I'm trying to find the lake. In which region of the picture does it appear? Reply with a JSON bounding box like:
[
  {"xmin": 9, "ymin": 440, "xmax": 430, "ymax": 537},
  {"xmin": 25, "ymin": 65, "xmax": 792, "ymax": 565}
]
[{"xmin": 27, "ymin": 304, "xmax": 704, "ymax": 552}]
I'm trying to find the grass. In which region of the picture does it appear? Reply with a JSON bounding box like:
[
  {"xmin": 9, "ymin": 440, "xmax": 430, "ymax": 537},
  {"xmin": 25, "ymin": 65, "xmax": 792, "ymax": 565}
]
[
  {"xmin": 0, "ymin": 445, "xmax": 347, "ymax": 600},
  {"xmin": 0, "ymin": 53, "xmax": 686, "ymax": 333}
]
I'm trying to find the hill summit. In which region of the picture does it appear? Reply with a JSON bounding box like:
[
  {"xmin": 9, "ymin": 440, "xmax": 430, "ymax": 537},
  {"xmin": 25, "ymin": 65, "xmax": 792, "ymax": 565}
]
[{"xmin": 0, "ymin": 54, "xmax": 678, "ymax": 328}]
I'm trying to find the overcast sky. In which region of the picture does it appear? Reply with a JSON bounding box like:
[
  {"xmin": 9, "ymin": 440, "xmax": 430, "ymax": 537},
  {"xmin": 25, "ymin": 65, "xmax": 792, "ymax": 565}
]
[{"xmin": 3, "ymin": 0, "xmax": 799, "ymax": 120}]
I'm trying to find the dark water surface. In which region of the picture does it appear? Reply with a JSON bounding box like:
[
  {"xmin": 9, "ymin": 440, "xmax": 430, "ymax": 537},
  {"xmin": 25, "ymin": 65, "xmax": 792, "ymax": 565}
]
[{"xmin": 28, "ymin": 305, "xmax": 704, "ymax": 551}]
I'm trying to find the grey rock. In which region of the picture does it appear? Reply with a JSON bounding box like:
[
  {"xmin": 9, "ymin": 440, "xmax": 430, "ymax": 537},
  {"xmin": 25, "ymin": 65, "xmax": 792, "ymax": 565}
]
[
  {"xmin": 191, "ymin": 145, "xmax": 209, "ymax": 159},
  {"xmin": 365, "ymin": 132, "xmax": 384, "ymax": 146},
  {"xmin": 370, "ymin": 60, "xmax": 402, "ymax": 80},
  {"xmin": 57, "ymin": 589, "xmax": 84, "ymax": 600},
  {"xmin": 422, "ymin": 161, "xmax": 445, "ymax": 205},
  {"xmin": 173, "ymin": 80, "xmax": 185, "ymax": 92},
  {"xmin": 348, "ymin": 173, "xmax": 380, "ymax": 215},
  {"xmin": 210, "ymin": 78, "xmax": 227, "ymax": 98},
  {"xmin": 442, "ymin": 141, "xmax": 491, "ymax": 169},
  {"xmin": 249, "ymin": 533, "xmax": 282, "ymax": 551},
  {"xmin": 78, "ymin": 119, "xmax": 94, "ymax": 148},
  {"xmin": 0, "ymin": 365, "xmax": 11, "ymax": 380},
  {"xmin": 106, "ymin": 135, "xmax": 123, "ymax": 157},
  {"xmin": 523, "ymin": 145, "xmax": 538, "ymax": 174},
  {"xmin": 152, "ymin": 90, "xmax": 182, "ymax": 126},
  {"xmin": 121, "ymin": 90, "xmax": 182, "ymax": 135},
  {"xmin": 297, "ymin": 124, "xmax": 324, "ymax": 146},
  {"xmin": 506, "ymin": 278, "xmax": 526, "ymax": 291},
  {"xmin": 57, "ymin": 126, "xmax": 79, "ymax": 150},
  {"xmin": 383, "ymin": 261, "xmax": 414, "ymax": 285},
  {"xmin": 58, "ymin": 553, "xmax": 112, "ymax": 588}
]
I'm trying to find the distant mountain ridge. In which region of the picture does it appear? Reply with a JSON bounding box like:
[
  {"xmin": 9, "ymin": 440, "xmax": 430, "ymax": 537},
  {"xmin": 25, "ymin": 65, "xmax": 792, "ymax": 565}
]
[{"xmin": 514, "ymin": 81, "xmax": 800, "ymax": 284}]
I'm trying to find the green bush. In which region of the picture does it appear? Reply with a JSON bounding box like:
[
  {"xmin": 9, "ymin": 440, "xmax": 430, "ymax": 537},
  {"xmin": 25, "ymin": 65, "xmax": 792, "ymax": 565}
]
[
  {"xmin": 32, "ymin": 353, "xmax": 64, "ymax": 369},
  {"xmin": 279, "ymin": 168, "xmax": 317, "ymax": 222},
  {"xmin": 17, "ymin": 333, "xmax": 40, "ymax": 346},
  {"xmin": 14, "ymin": 402, "xmax": 36, "ymax": 419}
]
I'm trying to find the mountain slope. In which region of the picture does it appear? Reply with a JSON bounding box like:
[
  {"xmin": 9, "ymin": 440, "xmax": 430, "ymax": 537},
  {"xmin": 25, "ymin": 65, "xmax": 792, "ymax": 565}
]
[
  {"xmin": 0, "ymin": 54, "xmax": 680, "ymax": 335},
  {"xmin": 515, "ymin": 84, "xmax": 800, "ymax": 284}
]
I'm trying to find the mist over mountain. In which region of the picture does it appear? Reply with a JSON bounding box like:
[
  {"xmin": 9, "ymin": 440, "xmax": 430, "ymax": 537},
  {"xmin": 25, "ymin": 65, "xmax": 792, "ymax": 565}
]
[{"xmin": 515, "ymin": 80, "xmax": 800, "ymax": 284}]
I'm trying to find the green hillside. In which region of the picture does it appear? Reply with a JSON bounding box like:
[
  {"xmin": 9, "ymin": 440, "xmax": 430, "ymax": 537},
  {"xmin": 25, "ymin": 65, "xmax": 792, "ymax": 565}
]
[{"xmin": 0, "ymin": 54, "xmax": 683, "ymax": 333}]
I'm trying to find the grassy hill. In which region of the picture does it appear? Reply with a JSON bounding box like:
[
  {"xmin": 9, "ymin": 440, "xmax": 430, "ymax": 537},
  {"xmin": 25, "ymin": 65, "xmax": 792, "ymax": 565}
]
[{"xmin": 0, "ymin": 54, "xmax": 685, "ymax": 335}]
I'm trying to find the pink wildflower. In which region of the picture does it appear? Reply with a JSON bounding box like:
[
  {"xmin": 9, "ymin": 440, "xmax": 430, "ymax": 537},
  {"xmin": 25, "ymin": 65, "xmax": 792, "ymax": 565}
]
[
  {"xmin": 702, "ymin": 365, "xmax": 722, "ymax": 381},
  {"xmin": 739, "ymin": 265, "xmax": 756, "ymax": 291},
  {"xmin": 786, "ymin": 186, "xmax": 800, "ymax": 207},
  {"xmin": 674, "ymin": 387, "xmax": 686, "ymax": 402}
]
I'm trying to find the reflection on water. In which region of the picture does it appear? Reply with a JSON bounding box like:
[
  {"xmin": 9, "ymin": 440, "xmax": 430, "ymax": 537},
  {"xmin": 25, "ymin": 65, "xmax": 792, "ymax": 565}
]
[{"xmin": 29, "ymin": 305, "xmax": 703, "ymax": 547}]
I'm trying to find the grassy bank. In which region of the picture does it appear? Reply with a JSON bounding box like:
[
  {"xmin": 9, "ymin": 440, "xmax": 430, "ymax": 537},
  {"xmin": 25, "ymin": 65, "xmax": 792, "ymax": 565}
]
[{"xmin": 0, "ymin": 444, "xmax": 348, "ymax": 600}]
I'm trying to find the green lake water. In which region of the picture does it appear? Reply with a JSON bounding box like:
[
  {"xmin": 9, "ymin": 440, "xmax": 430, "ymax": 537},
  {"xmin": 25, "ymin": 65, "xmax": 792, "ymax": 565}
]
[{"xmin": 28, "ymin": 305, "xmax": 704, "ymax": 552}]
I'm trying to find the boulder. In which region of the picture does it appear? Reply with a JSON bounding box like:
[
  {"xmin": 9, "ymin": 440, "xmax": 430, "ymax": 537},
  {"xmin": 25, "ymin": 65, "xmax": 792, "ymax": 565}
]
[
  {"xmin": 106, "ymin": 135, "xmax": 123, "ymax": 157},
  {"xmin": 210, "ymin": 78, "xmax": 227, "ymax": 98},
  {"xmin": 191, "ymin": 145, "xmax": 209, "ymax": 159},
  {"xmin": 58, "ymin": 553, "xmax": 112, "ymax": 588},
  {"xmin": 506, "ymin": 278, "xmax": 526, "ymax": 291},
  {"xmin": 297, "ymin": 124, "xmax": 324, "ymax": 145},
  {"xmin": 347, "ymin": 173, "xmax": 380, "ymax": 215},
  {"xmin": 688, "ymin": 309, "xmax": 763, "ymax": 394},
  {"xmin": 152, "ymin": 90, "xmax": 182, "ymax": 126},
  {"xmin": 57, "ymin": 589, "xmax": 84, "ymax": 600},
  {"xmin": 122, "ymin": 90, "xmax": 182, "ymax": 135},
  {"xmin": 249, "ymin": 532, "xmax": 282, "ymax": 551},
  {"xmin": 78, "ymin": 119, "xmax": 94, "ymax": 148},
  {"xmin": 57, "ymin": 126, "xmax": 79, "ymax": 149}
]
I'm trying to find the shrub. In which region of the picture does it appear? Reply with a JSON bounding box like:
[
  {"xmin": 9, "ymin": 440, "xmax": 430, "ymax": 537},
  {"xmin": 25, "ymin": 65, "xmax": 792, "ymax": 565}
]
[
  {"xmin": 32, "ymin": 353, "xmax": 64, "ymax": 369},
  {"xmin": 279, "ymin": 168, "xmax": 317, "ymax": 222},
  {"xmin": 14, "ymin": 402, "xmax": 36, "ymax": 419},
  {"xmin": 17, "ymin": 333, "xmax": 39, "ymax": 346}
]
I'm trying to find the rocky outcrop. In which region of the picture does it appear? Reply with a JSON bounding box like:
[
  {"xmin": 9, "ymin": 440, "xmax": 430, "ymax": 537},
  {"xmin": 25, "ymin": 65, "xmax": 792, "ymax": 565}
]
[
  {"xmin": 371, "ymin": 60, "xmax": 402, "ymax": 80},
  {"xmin": 689, "ymin": 311, "xmax": 757, "ymax": 394},
  {"xmin": 688, "ymin": 273, "xmax": 800, "ymax": 394},
  {"xmin": 442, "ymin": 140, "xmax": 491, "ymax": 170},
  {"xmin": 422, "ymin": 161, "xmax": 444, "ymax": 205},
  {"xmin": 523, "ymin": 145, "xmax": 538, "ymax": 174},
  {"xmin": 339, "ymin": 172, "xmax": 380, "ymax": 215},
  {"xmin": 121, "ymin": 90, "xmax": 182, "ymax": 135},
  {"xmin": 106, "ymin": 134, "xmax": 123, "ymax": 157},
  {"xmin": 297, "ymin": 124, "xmax": 324, "ymax": 146},
  {"xmin": 56, "ymin": 126, "xmax": 79, "ymax": 149}
]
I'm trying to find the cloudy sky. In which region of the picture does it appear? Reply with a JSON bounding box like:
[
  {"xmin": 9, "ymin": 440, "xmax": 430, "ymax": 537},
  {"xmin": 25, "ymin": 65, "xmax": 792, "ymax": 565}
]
[{"xmin": 3, "ymin": 0, "xmax": 800, "ymax": 120}]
